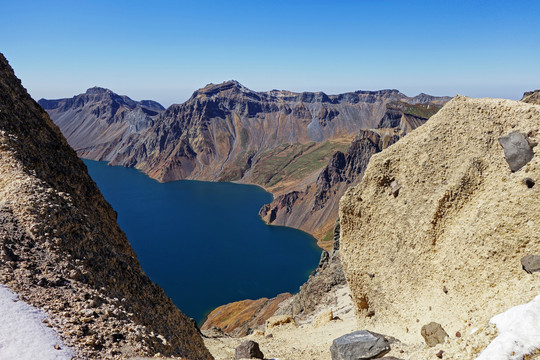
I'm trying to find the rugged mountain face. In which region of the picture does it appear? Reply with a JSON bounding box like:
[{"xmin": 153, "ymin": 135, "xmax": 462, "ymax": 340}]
[
  {"xmin": 340, "ymin": 96, "xmax": 540, "ymax": 348},
  {"xmin": 42, "ymin": 81, "xmax": 449, "ymax": 190},
  {"xmin": 259, "ymin": 99, "xmax": 438, "ymax": 247},
  {"xmin": 38, "ymin": 88, "xmax": 164, "ymax": 161},
  {"xmin": 522, "ymin": 89, "xmax": 540, "ymax": 105},
  {"xmin": 43, "ymin": 82, "xmax": 449, "ymax": 248},
  {"xmin": 0, "ymin": 54, "xmax": 212, "ymax": 359}
]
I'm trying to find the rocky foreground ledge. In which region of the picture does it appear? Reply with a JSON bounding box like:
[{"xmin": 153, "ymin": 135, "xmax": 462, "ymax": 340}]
[{"xmin": 0, "ymin": 54, "xmax": 212, "ymax": 359}]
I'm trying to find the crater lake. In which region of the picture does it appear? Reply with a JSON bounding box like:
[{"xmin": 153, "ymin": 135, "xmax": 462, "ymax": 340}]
[{"xmin": 83, "ymin": 159, "xmax": 321, "ymax": 323}]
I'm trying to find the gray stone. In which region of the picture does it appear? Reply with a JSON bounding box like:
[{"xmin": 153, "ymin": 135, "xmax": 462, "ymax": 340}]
[
  {"xmin": 498, "ymin": 132, "xmax": 534, "ymax": 172},
  {"xmin": 234, "ymin": 340, "xmax": 264, "ymax": 359},
  {"xmin": 421, "ymin": 322, "xmax": 448, "ymax": 347},
  {"xmin": 330, "ymin": 330, "xmax": 390, "ymax": 360},
  {"xmin": 521, "ymin": 255, "xmax": 540, "ymax": 274}
]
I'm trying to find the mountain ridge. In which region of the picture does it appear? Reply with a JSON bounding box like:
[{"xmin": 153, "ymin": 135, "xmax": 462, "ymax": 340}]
[{"xmin": 41, "ymin": 82, "xmax": 450, "ymax": 246}]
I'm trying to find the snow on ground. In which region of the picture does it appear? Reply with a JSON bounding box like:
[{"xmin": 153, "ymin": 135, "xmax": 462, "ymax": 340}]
[
  {"xmin": 0, "ymin": 285, "xmax": 74, "ymax": 360},
  {"xmin": 476, "ymin": 293, "xmax": 540, "ymax": 360}
]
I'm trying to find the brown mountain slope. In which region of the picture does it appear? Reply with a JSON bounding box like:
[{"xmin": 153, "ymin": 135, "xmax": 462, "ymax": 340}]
[
  {"xmin": 340, "ymin": 96, "xmax": 540, "ymax": 353},
  {"xmin": 0, "ymin": 53, "xmax": 212, "ymax": 359},
  {"xmin": 38, "ymin": 88, "xmax": 163, "ymax": 161},
  {"xmin": 259, "ymin": 99, "xmax": 442, "ymax": 249}
]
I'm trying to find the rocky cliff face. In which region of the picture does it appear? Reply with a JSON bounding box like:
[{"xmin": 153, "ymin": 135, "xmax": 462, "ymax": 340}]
[
  {"xmin": 42, "ymin": 81, "xmax": 449, "ymax": 189},
  {"xmin": 259, "ymin": 99, "xmax": 438, "ymax": 247},
  {"xmin": 339, "ymin": 95, "xmax": 540, "ymax": 346},
  {"xmin": 0, "ymin": 53, "xmax": 212, "ymax": 359},
  {"xmin": 38, "ymin": 88, "xmax": 163, "ymax": 162}
]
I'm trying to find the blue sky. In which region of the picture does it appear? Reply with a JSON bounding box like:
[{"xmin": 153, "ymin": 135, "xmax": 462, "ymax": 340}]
[{"xmin": 1, "ymin": 0, "xmax": 539, "ymax": 107}]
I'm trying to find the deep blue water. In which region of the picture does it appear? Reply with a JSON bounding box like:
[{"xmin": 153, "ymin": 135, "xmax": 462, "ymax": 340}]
[{"xmin": 83, "ymin": 159, "xmax": 321, "ymax": 323}]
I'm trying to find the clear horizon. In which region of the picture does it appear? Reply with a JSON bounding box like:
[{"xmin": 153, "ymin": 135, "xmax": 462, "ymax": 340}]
[{"xmin": 1, "ymin": 0, "xmax": 539, "ymax": 107}]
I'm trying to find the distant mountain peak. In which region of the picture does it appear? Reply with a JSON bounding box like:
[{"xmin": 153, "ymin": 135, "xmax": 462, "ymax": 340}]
[
  {"xmin": 193, "ymin": 80, "xmax": 251, "ymax": 98},
  {"xmin": 85, "ymin": 86, "xmax": 112, "ymax": 95}
]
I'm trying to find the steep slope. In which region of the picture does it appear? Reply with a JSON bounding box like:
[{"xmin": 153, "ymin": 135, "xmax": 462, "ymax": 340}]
[
  {"xmin": 38, "ymin": 88, "xmax": 163, "ymax": 161},
  {"xmin": 0, "ymin": 53, "xmax": 212, "ymax": 359},
  {"xmin": 339, "ymin": 95, "xmax": 540, "ymax": 353},
  {"xmin": 259, "ymin": 100, "xmax": 440, "ymax": 248}
]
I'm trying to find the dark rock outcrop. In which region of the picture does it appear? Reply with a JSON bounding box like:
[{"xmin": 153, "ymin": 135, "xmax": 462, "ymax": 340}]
[
  {"xmin": 234, "ymin": 340, "xmax": 264, "ymax": 359},
  {"xmin": 0, "ymin": 53, "xmax": 212, "ymax": 359},
  {"xmin": 521, "ymin": 90, "xmax": 540, "ymax": 105},
  {"xmin": 330, "ymin": 330, "xmax": 391, "ymax": 360}
]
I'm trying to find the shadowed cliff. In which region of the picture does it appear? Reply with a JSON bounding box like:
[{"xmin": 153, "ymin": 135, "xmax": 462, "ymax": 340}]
[{"xmin": 0, "ymin": 53, "xmax": 212, "ymax": 359}]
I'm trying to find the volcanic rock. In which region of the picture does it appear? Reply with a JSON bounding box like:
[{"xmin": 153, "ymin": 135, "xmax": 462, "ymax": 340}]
[
  {"xmin": 330, "ymin": 330, "xmax": 390, "ymax": 360},
  {"xmin": 521, "ymin": 255, "xmax": 540, "ymax": 274},
  {"xmin": 234, "ymin": 340, "xmax": 264, "ymax": 359},
  {"xmin": 498, "ymin": 132, "xmax": 534, "ymax": 172}
]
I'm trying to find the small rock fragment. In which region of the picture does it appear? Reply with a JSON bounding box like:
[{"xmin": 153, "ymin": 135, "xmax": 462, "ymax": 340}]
[
  {"xmin": 498, "ymin": 132, "xmax": 534, "ymax": 172},
  {"xmin": 421, "ymin": 322, "xmax": 448, "ymax": 347},
  {"xmin": 523, "ymin": 178, "xmax": 535, "ymax": 188},
  {"xmin": 390, "ymin": 180, "xmax": 402, "ymax": 197},
  {"xmin": 521, "ymin": 255, "xmax": 540, "ymax": 274},
  {"xmin": 436, "ymin": 350, "xmax": 444, "ymax": 358},
  {"xmin": 330, "ymin": 330, "xmax": 390, "ymax": 360},
  {"xmin": 234, "ymin": 340, "xmax": 264, "ymax": 360},
  {"xmin": 455, "ymin": 331, "xmax": 461, "ymax": 338}
]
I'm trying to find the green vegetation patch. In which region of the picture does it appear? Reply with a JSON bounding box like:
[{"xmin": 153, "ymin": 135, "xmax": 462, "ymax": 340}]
[
  {"xmin": 320, "ymin": 227, "xmax": 334, "ymax": 244},
  {"xmin": 239, "ymin": 128, "xmax": 249, "ymax": 149},
  {"xmin": 218, "ymin": 150, "xmax": 256, "ymax": 182},
  {"xmin": 251, "ymin": 140, "xmax": 350, "ymax": 188},
  {"xmin": 388, "ymin": 101, "xmax": 442, "ymax": 119}
]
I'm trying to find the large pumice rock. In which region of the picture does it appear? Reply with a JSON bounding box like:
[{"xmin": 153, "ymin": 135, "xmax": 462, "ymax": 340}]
[
  {"xmin": 0, "ymin": 53, "xmax": 213, "ymax": 359},
  {"xmin": 339, "ymin": 95, "xmax": 540, "ymax": 345},
  {"xmin": 330, "ymin": 330, "xmax": 390, "ymax": 360}
]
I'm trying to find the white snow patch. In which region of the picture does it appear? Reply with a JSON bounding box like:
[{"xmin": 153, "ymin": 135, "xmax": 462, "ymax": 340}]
[
  {"xmin": 0, "ymin": 285, "xmax": 74, "ymax": 360},
  {"xmin": 476, "ymin": 293, "xmax": 540, "ymax": 360}
]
